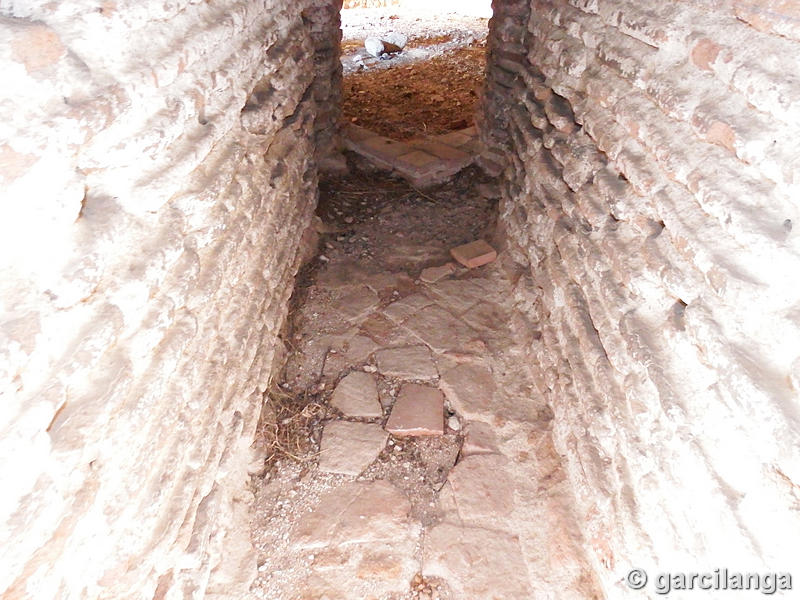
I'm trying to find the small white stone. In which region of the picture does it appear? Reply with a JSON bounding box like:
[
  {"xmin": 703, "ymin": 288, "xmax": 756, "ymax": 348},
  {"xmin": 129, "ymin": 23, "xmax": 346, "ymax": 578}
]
[
  {"xmin": 383, "ymin": 31, "xmax": 408, "ymax": 50},
  {"xmin": 448, "ymin": 416, "xmax": 461, "ymax": 431},
  {"xmin": 364, "ymin": 37, "xmax": 385, "ymax": 58}
]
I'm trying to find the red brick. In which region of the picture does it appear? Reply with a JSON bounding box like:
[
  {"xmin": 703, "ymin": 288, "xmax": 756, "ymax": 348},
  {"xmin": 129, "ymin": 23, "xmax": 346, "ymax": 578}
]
[{"xmin": 450, "ymin": 240, "xmax": 498, "ymax": 269}]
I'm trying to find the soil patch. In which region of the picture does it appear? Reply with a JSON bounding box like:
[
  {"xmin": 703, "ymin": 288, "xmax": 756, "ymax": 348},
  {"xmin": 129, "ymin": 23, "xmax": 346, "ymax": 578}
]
[
  {"xmin": 340, "ymin": 39, "xmax": 364, "ymax": 54},
  {"xmin": 407, "ymin": 33, "xmax": 454, "ymax": 47},
  {"xmin": 342, "ymin": 42, "xmax": 486, "ymax": 140}
]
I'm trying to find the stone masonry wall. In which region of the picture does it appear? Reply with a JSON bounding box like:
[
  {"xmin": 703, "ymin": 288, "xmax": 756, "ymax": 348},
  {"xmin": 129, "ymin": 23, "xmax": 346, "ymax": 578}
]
[
  {"xmin": 307, "ymin": 0, "xmax": 346, "ymax": 171},
  {"xmin": 484, "ymin": 0, "xmax": 800, "ymax": 596},
  {"xmin": 0, "ymin": 1, "xmax": 335, "ymax": 598}
]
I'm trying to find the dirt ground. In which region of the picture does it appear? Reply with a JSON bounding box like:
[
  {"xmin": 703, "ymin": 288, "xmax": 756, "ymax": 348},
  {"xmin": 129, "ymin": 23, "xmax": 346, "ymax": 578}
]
[
  {"xmin": 340, "ymin": 7, "xmax": 489, "ymax": 140},
  {"xmin": 343, "ymin": 44, "xmax": 487, "ymax": 140}
]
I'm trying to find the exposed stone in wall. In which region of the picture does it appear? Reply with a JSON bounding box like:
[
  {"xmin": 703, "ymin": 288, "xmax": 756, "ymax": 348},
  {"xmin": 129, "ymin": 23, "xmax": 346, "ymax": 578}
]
[
  {"xmin": 484, "ymin": 0, "xmax": 800, "ymax": 595},
  {"xmin": 0, "ymin": 1, "xmax": 331, "ymax": 598},
  {"xmin": 305, "ymin": 0, "xmax": 347, "ymax": 171}
]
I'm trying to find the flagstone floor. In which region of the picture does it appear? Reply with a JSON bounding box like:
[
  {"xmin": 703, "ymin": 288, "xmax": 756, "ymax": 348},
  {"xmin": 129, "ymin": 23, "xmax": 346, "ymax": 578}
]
[{"xmin": 246, "ymin": 164, "xmax": 599, "ymax": 600}]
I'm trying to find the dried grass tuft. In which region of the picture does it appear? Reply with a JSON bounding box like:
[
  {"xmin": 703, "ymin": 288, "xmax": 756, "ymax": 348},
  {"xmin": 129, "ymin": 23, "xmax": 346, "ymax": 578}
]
[{"xmin": 254, "ymin": 384, "xmax": 326, "ymax": 470}]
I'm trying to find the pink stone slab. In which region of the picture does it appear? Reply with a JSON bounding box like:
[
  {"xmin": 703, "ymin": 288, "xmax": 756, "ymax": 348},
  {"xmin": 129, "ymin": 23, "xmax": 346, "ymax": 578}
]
[{"xmin": 385, "ymin": 383, "xmax": 444, "ymax": 437}]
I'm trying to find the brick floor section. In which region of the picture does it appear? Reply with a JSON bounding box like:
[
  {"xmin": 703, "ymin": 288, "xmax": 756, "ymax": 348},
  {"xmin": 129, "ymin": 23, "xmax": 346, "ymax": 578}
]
[
  {"xmin": 343, "ymin": 124, "xmax": 482, "ymax": 188},
  {"xmin": 385, "ymin": 383, "xmax": 444, "ymax": 437}
]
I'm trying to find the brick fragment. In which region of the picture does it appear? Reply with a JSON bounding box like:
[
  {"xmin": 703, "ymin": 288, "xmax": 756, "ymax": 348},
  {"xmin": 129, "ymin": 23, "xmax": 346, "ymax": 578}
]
[{"xmin": 450, "ymin": 240, "xmax": 497, "ymax": 269}]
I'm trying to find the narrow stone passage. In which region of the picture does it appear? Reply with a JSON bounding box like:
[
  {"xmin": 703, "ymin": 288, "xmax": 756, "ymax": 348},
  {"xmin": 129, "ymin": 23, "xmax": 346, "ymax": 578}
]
[
  {"xmin": 247, "ymin": 163, "xmax": 600, "ymax": 599},
  {"xmin": 5, "ymin": 1, "xmax": 800, "ymax": 597}
]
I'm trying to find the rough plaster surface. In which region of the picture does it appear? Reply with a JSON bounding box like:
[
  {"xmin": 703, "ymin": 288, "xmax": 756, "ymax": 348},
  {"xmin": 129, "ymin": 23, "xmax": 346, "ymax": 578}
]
[
  {"xmin": 482, "ymin": 0, "xmax": 800, "ymax": 596},
  {"xmin": 0, "ymin": 1, "xmax": 341, "ymax": 598}
]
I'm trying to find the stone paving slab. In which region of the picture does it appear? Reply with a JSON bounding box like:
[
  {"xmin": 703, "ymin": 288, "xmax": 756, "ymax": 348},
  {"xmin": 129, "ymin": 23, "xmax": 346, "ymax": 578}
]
[
  {"xmin": 420, "ymin": 262, "xmax": 457, "ymax": 283},
  {"xmin": 343, "ymin": 123, "xmax": 480, "ymax": 187},
  {"xmin": 318, "ymin": 421, "xmax": 388, "ymax": 475},
  {"xmin": 381, "ymin": 293, "xmax": 433, "ymax": 323},
  {"xmin": 375, "ymin": 344, "xmax": 439, "ymax": 381},
  {"xmin": 333, "ymin": 285, "xmax": 380, "ymax": 323},
  {"xmin": 345, "ymin": 123, "xmax": 376, "ymax": 142},
  {"xmin": 330, "ymin": 371, "xmax": 383, "ymax": 417},
  {"xmin": 385, "ymin": 383, "xmax": 445, "ymax": 437},
  {"xmin": 438, "ymin": 361, "xmax": 496, "ymax": 421},
  {"xmin": 459, "ymin": 301, "xmax": 511, "ymax": 336},
  {"xmin": 403, "ymin": 304, "xmax": 481, "ymax": 353},
  {"xmin": 436, "ymin": 130, "xmax": 473, "ymax": 148},
  {"xmin": 360, "ymin": 135, "xmax": 416, "ymax": 161},
  {"xmin": 359, "ymin": 312, "xmax": 413, "ymax": 347},
  {"xmin": 322, "ymin": 334, "xmax": 380, "ymax": 379},
  {"xmin": 409, "ymin": 138, "xmax": 474, "ymax": 166},
  {"xmin": 294, "ymin": 480, "xmax": 415, "ymax": 548},
  {"xmin": 461, "ymin": 420, "xmax": 501, "ymax": 458},
  {"xmin": 423, "ymin": 281, "xmax": 485, "ymax": 316},
  {"xmin": 395, "ymin": 149, "xmax": 440, "ymax": 171},
  {"xmin": 423, "ymin": 523, "xmax": 534, "ymax": 599},
  {"xmin": 292, "ymin": 480, "xmax": 420, "ymax": 599},
  {"xmin": 441, "ymin": 454, "xmax": 515, "ymax": 522}
]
